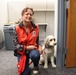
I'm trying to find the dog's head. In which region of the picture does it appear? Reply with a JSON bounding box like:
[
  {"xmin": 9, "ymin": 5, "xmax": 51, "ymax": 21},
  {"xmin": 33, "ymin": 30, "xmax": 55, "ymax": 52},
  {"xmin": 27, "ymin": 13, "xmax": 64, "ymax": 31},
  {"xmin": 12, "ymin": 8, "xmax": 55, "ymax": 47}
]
[{"xmin": 44, "ymin": 35, "xmax": 57, "ymax": 48}]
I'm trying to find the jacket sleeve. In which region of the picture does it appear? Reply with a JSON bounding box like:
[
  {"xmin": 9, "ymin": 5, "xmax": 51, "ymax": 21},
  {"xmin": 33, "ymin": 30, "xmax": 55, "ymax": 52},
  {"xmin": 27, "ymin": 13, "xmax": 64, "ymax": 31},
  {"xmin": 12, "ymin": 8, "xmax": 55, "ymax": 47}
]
[
  {"xmin": 12, "ymin": 26, "xmax": 26, "ymax": 52},
  {"xmin": 36, "ymin": 25, "xmax": 42, "ymax": 46},
  {"xmin": 36, "ymin": 35, "xmax": 42, "ymax": 46}
]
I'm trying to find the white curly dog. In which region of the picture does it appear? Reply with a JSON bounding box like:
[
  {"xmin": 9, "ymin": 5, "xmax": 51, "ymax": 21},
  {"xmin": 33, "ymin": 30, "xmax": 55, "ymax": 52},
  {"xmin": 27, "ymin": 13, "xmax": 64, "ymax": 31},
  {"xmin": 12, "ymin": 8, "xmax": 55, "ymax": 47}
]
[{"xmin": 39, "ymin": 35, "xmax": 57, "ymax": 68}]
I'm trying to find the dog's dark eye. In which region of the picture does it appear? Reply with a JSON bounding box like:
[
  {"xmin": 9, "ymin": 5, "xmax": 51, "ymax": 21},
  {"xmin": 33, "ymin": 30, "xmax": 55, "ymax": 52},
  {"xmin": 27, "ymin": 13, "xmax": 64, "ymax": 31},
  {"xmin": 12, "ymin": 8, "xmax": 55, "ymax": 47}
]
[
  {"xmin": 50, "ymin": 39, "xmax": 52, "ymax": 41},
  {"xmin": 54, "ymin": 39, "xmax": 55, "ymax": 41}
]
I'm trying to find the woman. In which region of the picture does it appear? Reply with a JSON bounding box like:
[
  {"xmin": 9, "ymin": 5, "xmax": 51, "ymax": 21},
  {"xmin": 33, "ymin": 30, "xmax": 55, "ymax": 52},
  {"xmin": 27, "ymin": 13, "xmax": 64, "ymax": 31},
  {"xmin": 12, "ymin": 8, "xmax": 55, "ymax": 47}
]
[{"xmin": 13, "ymin": 7, "xmax": 42, "ymax": 75}]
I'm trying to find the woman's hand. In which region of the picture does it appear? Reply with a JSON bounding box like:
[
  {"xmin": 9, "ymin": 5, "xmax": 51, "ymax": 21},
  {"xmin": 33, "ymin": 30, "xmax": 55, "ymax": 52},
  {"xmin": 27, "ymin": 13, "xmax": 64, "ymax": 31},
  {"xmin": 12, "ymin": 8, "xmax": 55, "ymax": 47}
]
[
  {"xmin": 26, "ymin": 45, "xmax": 37, "ymax": 50},
  {"xmin": 38, "ymin": 45, "xmax": 43, "ymax": 54}
]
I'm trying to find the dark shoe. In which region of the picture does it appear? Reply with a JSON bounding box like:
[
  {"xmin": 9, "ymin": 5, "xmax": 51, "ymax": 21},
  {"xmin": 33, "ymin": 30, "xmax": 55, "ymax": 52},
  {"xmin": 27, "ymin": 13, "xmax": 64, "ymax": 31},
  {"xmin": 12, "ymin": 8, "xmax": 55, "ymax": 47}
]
[{"xmin": 33, "ymin": 66, "xmax": 39, "ymax": 74}]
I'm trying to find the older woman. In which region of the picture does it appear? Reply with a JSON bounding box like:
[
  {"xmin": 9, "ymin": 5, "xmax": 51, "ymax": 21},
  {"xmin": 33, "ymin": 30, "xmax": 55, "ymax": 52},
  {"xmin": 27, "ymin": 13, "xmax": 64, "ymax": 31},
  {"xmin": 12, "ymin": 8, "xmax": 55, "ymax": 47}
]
[{"xmin": 13, "ymin": 7, "xmax": 42, "ymax": 75}]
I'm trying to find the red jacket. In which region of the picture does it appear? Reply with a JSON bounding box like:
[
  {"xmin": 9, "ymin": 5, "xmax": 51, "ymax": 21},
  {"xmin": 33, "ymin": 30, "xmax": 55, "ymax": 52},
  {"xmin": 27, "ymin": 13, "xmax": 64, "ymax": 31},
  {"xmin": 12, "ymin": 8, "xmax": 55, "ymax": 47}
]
[{"xmin": 15, "ymin": 21, "xmax": 39, "ymax": 74}]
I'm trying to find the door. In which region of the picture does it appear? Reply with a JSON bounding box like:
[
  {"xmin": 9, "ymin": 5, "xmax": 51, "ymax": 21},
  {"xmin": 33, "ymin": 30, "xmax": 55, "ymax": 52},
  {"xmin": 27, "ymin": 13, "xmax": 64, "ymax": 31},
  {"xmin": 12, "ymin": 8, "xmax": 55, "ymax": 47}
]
[{"xmin": 66, "ymin": 0, "xmax": 76, "ymax": 67}]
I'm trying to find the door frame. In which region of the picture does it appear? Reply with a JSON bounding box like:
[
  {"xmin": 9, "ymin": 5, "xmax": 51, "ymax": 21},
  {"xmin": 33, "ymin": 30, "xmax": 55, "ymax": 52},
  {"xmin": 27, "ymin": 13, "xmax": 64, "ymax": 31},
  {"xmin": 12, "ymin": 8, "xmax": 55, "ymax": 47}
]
[{"xmin": 56, "ymin": 0, "xmax": 67, "ymax": 68}]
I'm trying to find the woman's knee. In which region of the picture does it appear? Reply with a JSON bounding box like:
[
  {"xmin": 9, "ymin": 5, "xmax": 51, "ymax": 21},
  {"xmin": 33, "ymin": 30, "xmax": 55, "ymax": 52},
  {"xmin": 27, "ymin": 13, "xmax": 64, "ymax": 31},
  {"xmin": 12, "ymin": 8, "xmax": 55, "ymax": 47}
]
[{"xmin": 29, "ymin": 50, "xmax": 40, "ymax": 59}]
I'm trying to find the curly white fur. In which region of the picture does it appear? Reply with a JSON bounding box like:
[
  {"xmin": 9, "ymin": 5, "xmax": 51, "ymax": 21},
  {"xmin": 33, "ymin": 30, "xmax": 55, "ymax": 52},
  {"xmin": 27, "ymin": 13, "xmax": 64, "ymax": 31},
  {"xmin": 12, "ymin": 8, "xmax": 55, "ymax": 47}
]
[{"xmin": 39, "ymin": 35, "xmax": 57, "ymax": 68}]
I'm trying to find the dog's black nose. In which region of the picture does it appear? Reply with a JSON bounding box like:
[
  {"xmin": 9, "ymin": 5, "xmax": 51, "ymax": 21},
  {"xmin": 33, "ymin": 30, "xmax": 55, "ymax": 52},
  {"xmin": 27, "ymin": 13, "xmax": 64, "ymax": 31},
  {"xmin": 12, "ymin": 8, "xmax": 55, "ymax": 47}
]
[{"xmin": 54, "ymin": 43, "xmax": 57, "ymax": 45}]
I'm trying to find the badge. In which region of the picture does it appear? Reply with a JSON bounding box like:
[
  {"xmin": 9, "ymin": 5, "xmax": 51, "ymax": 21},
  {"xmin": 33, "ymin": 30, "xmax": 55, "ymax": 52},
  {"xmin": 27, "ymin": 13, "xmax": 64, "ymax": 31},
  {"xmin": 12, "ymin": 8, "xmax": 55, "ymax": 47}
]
[{"xmin": 32, "ymin": 31, "xmax": 36, "ymax": 36}]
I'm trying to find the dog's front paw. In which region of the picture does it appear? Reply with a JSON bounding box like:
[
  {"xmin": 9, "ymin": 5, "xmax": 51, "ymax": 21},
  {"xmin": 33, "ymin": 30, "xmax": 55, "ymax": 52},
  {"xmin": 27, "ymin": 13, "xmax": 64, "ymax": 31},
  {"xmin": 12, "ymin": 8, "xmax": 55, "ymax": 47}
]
[
  {"xmin": 52, "ymin": 64, "xmax": 56, "ymax": 67},
  {"xmin": 44, "ymin": 65, "xmax": 48, "ymax": 69}
]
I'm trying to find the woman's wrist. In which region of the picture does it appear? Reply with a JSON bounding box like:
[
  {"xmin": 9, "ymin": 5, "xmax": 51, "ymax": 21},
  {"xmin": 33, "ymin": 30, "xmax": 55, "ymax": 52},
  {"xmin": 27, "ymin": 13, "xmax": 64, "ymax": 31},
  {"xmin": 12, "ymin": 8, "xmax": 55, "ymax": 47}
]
[{"xmin": 26, "ymin": 46, "xmax": 29, "ymax": 50}]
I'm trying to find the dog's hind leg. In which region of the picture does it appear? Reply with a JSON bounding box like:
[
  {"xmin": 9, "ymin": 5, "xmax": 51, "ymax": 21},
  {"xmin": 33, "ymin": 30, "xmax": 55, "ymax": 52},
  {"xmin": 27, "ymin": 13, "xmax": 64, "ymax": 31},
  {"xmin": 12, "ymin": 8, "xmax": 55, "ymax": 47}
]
[{"xmin": 50, "ymin": 56, "xmax": 56, "ymax": 67}]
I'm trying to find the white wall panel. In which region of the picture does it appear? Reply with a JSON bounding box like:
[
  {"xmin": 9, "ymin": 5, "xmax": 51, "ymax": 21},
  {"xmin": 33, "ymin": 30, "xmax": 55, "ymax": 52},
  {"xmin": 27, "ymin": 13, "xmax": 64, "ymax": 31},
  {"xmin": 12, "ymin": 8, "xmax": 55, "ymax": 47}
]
[
  {"xmin": 0, "ymin": 1, "xmax": 8, "ymax": 32},
  {"xmin": 7, "ymin": 1, "xmax": 26, "ymax": 22},
  {"xmin": 46, "ymin": 0, "xmax": 55, "ymax": 10},
  {"xmin": 25, "ymin": 0, "xmax": 46, "ymax": 10}
]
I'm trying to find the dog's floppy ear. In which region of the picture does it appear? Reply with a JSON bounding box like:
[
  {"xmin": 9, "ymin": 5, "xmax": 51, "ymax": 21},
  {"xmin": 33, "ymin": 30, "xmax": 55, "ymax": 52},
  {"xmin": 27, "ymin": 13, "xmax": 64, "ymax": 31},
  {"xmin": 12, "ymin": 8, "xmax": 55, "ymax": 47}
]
[{"xmin": 44, "ymin": 38, "xmax": 49, "ymax": 48}]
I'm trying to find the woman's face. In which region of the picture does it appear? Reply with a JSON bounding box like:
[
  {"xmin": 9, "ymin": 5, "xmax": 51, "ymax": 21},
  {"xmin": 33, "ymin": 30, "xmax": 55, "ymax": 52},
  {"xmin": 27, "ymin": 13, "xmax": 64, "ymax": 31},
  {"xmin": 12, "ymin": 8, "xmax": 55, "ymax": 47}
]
[{"xmin": 22, "ymin": 9, "xmax": 33, "ymax": 23}]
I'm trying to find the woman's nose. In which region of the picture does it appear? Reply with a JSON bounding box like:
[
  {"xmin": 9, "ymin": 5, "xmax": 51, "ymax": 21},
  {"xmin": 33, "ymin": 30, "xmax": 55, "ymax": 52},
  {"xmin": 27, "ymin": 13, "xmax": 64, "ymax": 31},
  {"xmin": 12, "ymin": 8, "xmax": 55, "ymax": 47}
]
[{"xmin": 28, "ymin": 14, "xmax": 32, "ymax": 17}]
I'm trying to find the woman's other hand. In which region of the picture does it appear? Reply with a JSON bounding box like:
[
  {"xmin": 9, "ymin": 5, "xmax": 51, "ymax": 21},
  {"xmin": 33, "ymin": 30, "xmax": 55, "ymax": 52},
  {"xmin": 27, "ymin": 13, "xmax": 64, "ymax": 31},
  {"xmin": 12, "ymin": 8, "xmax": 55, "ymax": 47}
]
[
  {"xmin": 38, "ymin": 45, "xmax": 43, "ymax": 54},
  {"xmin": 26, "ymin": 45, "xmax": 37, "ymax": 50}
]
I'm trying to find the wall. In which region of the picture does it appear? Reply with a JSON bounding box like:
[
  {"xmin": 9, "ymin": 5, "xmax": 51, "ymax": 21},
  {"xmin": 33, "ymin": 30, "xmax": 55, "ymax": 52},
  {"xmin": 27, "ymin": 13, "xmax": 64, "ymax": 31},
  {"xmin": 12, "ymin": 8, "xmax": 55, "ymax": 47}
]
[
  {"xmin": 0, "ymin": 0, "xmax": 8, "ymax": 42},
  {"xmin": 7, "ymin": 0, "xmax": 26, "ymax": 22},
  {"xmin": 0, "ymin": 0, "xmax": 8, "ymax": 32}
]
